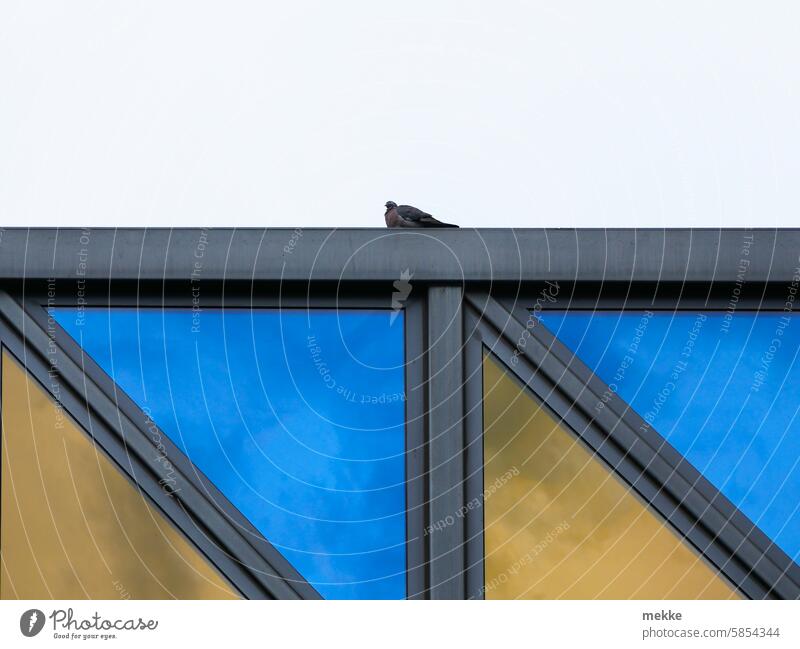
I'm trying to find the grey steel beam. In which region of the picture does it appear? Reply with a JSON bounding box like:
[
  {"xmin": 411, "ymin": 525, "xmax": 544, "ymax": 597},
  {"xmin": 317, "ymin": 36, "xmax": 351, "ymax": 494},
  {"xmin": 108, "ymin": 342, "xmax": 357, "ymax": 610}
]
[
  {"xmin": 1, "ymin": 228, "xmax": 798, "ymax": 284},
  {"xmin": 426, "ymin": 286, "xmax": 466, "ymax": 598}
]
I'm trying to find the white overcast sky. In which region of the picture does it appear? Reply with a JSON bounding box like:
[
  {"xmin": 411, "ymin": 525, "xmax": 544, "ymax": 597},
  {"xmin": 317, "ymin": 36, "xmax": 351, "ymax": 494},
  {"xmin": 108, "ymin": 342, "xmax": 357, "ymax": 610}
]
[{"xmin": 1, "ymin": 2, "xmax": 799, "ymax": 229}]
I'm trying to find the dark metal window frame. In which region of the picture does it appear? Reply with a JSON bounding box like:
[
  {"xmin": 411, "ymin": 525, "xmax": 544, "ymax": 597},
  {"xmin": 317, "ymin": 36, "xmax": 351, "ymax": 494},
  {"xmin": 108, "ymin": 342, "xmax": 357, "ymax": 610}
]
[
  {"xmin": 462, "ymin": 292, "xmax": 800, "ymax": 600},
  {"xmin": 0, "ymin": 287, "xmax": 427, "ymax": 600},
  {"xmin": 1, "ymin": 227, "xmax": 799, "ymax": 600}
]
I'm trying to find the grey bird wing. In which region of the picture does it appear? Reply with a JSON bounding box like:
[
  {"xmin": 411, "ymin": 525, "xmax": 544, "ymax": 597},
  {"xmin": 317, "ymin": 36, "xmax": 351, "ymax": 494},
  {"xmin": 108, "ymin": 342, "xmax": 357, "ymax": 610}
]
[
  {"xmin": 396, "ymin": 204, "xmax": 459, "ymax": 228},
  {"xmin": 396, "ymin": 204, "xmax": 433, "ymax": 222}
]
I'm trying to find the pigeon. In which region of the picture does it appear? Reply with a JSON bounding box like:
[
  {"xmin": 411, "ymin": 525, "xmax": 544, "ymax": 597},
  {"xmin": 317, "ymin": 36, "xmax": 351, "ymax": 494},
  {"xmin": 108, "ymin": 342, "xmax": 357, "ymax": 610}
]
[{"xmin": 384, "ymin": 201, "xmax": 459, "ymax": 228}]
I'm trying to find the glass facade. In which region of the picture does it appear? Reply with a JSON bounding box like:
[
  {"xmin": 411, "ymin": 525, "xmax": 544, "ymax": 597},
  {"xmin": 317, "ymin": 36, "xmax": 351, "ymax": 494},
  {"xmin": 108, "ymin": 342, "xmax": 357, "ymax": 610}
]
[
  {"xmin": 483, "ymin": 353, "xmax": 738, "ymax": 599},
  {"xmin": 52, "ymin": 307, "xmax": 407, "ymax": 599},
  {"xmin": 1, "ymin": 351, "xmax": 236, "ymax": 599},
  {"xmin": 536, "ymin": 310, "xmax": 800, "ymax": 562},
  {"xmin": 0, "ymin": 293, "xmax": 790, "ymax": 600}
]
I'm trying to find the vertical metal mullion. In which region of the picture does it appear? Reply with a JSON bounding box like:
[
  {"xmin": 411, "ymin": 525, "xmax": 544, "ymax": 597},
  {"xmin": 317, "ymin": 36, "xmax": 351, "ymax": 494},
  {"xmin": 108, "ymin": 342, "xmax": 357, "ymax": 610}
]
[
  {"xmin": 463, "ymin": 306, "xmax": 486, "ymax": 599},
  {"xmin": 426, "ymin": 286, "xmax": 466, "ymax": 599},
  {"xmin": 404, "ymin": 296, "xmax": 427, "ymax": 599}
]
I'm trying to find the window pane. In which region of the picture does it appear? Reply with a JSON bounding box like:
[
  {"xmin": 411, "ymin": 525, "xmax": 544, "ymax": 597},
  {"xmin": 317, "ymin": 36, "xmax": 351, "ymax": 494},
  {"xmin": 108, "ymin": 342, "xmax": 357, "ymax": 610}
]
[
  {"xmin": 483, "ymin": 353, "xmax": 737, "ymax": 599},
  {"xmin": 536, "ymin": 310, "xmax": 800, "ymax": 562},
  {"xmin": 1, "ymin": 351, "xmax": 236, "ymax": 599},
  {"xmin": 52, "ymin": 308, "xmax": 407, "ymax": 599}
]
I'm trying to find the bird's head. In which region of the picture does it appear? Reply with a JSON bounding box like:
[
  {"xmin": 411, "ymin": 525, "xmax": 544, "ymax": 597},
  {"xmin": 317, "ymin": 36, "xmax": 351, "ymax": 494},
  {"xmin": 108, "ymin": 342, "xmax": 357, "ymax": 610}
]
[{"xmin": 385, "ymin": 201, "xmax": 397, "ymax": 211}]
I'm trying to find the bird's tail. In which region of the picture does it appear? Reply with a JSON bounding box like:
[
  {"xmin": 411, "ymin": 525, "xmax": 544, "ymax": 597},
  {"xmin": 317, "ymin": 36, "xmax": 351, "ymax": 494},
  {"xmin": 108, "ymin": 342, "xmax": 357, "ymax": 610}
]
[{"xmin": 425, "ymin": 220, "xmax": 458, "ymax": 228}]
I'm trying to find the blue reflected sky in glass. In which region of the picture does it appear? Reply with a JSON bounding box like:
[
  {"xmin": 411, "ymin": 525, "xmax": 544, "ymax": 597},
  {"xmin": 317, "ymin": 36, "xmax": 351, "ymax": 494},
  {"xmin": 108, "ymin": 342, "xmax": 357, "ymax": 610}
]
[
  {"xmin": 536, "ymin": 310, "xmax": 800, "ymax": 562},
  {"xmin": 53, "ymin": 307, "xmax": 407, "ymax": 599}
]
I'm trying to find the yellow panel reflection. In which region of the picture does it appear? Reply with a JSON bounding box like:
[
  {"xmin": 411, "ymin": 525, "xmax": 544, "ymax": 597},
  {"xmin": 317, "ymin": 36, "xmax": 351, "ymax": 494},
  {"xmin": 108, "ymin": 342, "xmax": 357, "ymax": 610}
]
[
  {"xmin": 1, "ymin": 351, "xmax": 237, "ymax": 599},
  {"xmin": 483, "ymin": 353, "xmax": 738, "ymax": 599}
]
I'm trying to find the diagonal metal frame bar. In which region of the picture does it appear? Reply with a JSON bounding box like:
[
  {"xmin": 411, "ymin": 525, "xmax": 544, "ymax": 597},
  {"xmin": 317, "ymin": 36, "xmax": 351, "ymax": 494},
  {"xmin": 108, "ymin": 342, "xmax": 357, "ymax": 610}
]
[
  {"xmin": 2, "ymin": 288, "xmax": 429, "ymax": 599},
  {"xmin": 462, "ymin": 292, "xmax": 800, "ymax": 599},
  {"xmin": 499, "ymin": 288, "xmax": 800, "ymax": 592},
  {"xmin": 0, "ymin": 293, "xmax": 310, "ymax": 599}
]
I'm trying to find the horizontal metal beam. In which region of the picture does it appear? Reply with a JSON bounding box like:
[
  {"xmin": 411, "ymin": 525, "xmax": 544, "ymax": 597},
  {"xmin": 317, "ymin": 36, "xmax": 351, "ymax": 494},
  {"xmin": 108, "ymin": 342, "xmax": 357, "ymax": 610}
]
[{"xmin": 1, "ymin": 228, "xmax": 798, "ymax": 284}]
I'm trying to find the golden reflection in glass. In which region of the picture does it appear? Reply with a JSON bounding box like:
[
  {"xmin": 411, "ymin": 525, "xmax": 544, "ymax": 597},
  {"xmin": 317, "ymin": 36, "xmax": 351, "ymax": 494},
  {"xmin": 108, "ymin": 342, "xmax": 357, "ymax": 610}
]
[
  {"xmin": 1, "ymin": 351, "xmax": 237, "ymax": 599},
  {"xmin": 483, "ymin": 354, "xmax": 738, "ymax": 599}
]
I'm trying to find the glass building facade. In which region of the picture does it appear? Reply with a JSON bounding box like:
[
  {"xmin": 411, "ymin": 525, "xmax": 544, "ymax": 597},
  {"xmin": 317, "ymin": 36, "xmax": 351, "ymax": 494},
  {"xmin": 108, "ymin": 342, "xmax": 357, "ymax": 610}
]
[{"xmin": 1, "ymin": 227, "xmax": 798, "ymax": 600}]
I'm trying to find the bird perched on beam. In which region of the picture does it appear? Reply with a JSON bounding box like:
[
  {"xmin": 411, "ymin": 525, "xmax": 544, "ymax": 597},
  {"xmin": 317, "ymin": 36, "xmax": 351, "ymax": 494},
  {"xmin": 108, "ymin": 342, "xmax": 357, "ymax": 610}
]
[{"xmin": 384, "ymin": 201, "xmax": 459, "ymax": 228}]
